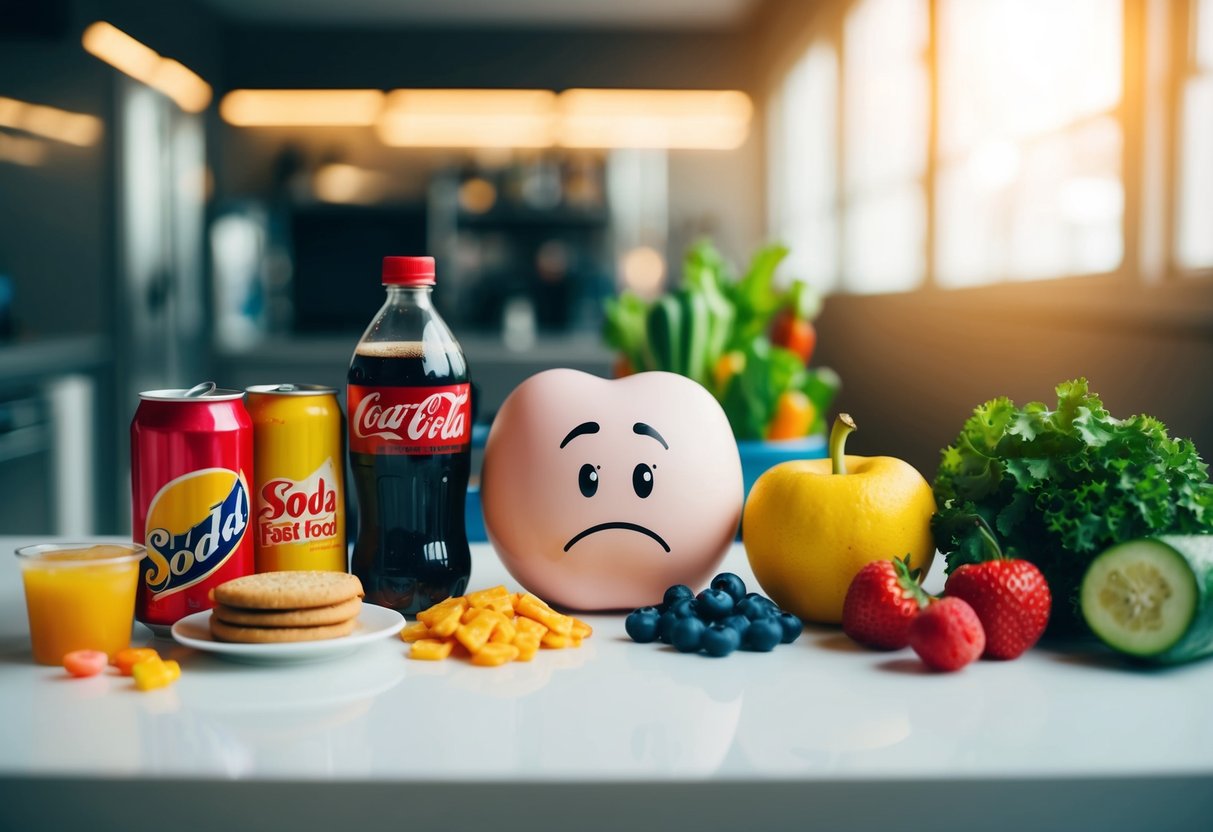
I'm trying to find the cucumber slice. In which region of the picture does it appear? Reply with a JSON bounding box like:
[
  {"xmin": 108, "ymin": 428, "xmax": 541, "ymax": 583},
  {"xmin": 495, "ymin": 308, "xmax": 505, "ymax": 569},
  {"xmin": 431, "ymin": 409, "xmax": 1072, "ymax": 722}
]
[{"xmin": 1080, "ymin": 535, "xmax": 1213, "ymax": 664}]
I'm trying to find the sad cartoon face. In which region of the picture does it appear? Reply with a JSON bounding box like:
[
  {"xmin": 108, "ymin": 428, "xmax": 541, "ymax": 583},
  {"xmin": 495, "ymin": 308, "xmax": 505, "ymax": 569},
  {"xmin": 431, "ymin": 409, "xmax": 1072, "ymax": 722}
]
[{"xmin": 481, "ymin": 369, "xmax": 743, "ymax": 610}]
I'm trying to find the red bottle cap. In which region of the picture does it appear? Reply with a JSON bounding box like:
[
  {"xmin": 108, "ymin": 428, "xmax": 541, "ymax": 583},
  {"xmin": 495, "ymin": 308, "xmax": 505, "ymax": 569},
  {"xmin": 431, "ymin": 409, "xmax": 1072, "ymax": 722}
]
[{"xmin": 382, "ymin": 256, "xmax": 436, "ymax": 286}]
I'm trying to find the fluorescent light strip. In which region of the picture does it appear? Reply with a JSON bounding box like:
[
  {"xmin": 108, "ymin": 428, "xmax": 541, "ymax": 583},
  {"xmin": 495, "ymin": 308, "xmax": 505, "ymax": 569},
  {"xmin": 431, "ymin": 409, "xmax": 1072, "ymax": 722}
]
[
  {"xmin": 82, "ymin": 21, "xmax": 212, "ymax": 113},
  {"xmin": 221, "ymin": 87, "xmax": 752, "ymax": 150},
  {"xmin": 377, "ymin": 89, "xmax": 557, "ymax": 148},
  {"xmin": 0, "ymin": 132, "xmax": 49, "ymax": 166},
  {"xmin": 0, "ymin": 96, "xmax": 103, "ymax": 147},
  {"xmin": 558, "ymin": 89, "xmax": 753, "ymax": 150},
  {"xmin": 220, "ymin": 90, "xmax": 385, "ymax": 127}
]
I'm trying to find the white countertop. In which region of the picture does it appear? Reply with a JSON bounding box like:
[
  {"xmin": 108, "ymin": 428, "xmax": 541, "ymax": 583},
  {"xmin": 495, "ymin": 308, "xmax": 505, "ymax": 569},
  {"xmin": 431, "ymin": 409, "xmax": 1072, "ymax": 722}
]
[{"xmin": 1, "ymin": 536, "xmax": 1211, "ymax": 832}]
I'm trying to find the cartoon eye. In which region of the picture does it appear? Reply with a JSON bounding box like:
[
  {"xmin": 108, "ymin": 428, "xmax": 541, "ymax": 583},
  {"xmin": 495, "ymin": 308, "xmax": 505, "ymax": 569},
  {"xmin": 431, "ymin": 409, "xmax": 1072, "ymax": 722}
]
[
  {"xmin": 579, "ymin": 464, "xmax": 599, "ymax": 498},
  {"xmin": 632, "ymin": 463, "xmax": 654, "ymax": 498}
]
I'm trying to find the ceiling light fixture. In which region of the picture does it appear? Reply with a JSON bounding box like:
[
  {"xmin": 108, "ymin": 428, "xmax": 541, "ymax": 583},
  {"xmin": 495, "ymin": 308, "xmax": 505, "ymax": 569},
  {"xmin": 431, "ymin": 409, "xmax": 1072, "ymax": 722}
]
[
  {"xmin": 82, "ymin": 21, "xmax": 212, "ymax": 113},
  {"xmin": 377, "ymin": 89, "xmax": 557, "ymax": 148},
  {"xmin": 558, "ymin": 89, "xmax": 752, "ymax": 150},
  {"xmin": 0, "ymin": 96, "xmax": 103, "ymax": 147},
  {"xmin": 219, "ymin": 87, "xmax": 753, "ymax": 151},
  {"xmin": 0, "ymin": 132, "xmax": 50, "ymax": 166},
  {"xmin": 220, "ymin": 90, "xmax": 386, "ymax": 127}
]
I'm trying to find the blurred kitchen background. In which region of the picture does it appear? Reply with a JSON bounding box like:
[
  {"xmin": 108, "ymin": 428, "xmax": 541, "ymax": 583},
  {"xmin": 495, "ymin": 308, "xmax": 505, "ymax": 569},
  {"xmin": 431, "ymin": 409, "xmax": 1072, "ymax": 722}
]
[{"xmin": 0, "ymin": 0, "xmax": 1210, "ymax": 535}]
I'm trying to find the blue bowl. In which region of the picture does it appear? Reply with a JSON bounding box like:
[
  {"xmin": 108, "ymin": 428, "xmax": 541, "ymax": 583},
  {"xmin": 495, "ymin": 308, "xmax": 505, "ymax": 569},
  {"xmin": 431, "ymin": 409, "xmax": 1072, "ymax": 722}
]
[
  {"xmin": 465, "ymin": 434, "xmax": 827, "ymax": 543},
  {"xmin": 737, "ymin": 435, "xmax": 828, "ymax": 496}
]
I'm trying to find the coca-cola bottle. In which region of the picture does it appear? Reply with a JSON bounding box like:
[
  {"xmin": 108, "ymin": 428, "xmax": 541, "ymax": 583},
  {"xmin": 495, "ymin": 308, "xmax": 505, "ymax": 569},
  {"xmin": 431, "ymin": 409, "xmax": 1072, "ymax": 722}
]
[{"xmin": 347, "ymin": 256, "xmax": 472, "ymax": 614}]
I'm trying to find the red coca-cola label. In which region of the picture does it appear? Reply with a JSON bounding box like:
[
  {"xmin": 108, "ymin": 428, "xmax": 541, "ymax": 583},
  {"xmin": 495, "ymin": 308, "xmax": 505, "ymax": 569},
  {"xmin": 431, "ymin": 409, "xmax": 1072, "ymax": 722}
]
[{"xmin": 348, "ymin": 383, "xmax": 471, "ymax": 455}]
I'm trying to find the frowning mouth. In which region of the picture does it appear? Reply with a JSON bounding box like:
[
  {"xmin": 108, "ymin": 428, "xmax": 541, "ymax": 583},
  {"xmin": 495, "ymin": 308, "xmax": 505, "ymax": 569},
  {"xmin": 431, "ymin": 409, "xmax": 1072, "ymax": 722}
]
[{"xmin": 563, "ymin": 522, "xmax": 670, "ymax": 553}]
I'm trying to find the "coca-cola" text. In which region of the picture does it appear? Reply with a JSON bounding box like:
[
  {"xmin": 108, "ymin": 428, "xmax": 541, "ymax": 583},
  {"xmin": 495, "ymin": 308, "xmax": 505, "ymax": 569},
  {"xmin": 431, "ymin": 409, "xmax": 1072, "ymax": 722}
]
[{"xmin": 348, "ymin": 384, "xmax": 471, "ymax": 454}]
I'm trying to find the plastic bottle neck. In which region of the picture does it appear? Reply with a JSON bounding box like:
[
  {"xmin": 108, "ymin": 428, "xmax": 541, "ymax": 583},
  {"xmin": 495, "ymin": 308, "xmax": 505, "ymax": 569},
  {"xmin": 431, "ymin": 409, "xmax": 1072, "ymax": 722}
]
[{"xmin": 384, "ymin": 285, "xmax": 434, "ymax": 309}]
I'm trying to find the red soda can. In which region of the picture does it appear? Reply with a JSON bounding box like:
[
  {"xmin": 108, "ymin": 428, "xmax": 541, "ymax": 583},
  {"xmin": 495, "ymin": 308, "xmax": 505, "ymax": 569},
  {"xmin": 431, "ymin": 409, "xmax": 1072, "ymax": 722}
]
[{"xmin": 130, "ymin": 382, "xmax": 254, "ymax": 630}]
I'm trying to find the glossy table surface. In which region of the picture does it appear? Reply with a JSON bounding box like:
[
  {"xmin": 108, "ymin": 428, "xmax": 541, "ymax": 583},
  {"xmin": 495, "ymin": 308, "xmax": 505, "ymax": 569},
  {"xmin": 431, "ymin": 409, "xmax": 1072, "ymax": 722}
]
[{"xmin": 1, "ymin": 536, "xmax": 1210, "ymax": 832}]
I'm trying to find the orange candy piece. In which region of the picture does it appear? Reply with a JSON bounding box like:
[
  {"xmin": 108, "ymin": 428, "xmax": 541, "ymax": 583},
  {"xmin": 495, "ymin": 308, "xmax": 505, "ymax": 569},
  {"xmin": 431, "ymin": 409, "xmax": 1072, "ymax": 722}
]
[
  {"xmin": 132, "ymin": 656, "xmax": 181, "ymax": 691},
  {"xmin": 62, "ymin": 649, "xmax": 107, "ymax": 678},
  {"xmin": 113, "ymin": 647, "xmax": 160, "ymax": 676}
]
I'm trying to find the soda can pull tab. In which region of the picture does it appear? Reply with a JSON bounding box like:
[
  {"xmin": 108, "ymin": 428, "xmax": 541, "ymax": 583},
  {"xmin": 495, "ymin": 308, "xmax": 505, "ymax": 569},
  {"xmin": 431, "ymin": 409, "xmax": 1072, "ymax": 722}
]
[{"xmin": 184, "ymin": 382, "xmax": 217, "ymax": 398}]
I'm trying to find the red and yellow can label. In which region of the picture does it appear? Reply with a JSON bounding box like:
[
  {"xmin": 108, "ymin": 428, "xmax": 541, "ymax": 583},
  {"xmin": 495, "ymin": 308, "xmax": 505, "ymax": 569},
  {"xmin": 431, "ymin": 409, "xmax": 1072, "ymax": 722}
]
[
  {"xmin": 256, "ymin": 457, "xmax": 344, "ymax": 566},
  {"xmin": 144, "ymin": 468, "xmax": 250, "ymax": 599}
]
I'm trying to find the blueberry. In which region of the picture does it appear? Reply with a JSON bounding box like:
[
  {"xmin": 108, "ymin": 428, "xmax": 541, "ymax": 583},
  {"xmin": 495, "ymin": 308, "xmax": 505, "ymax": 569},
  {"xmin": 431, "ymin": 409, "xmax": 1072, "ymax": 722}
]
[
  {"xmin": 778, "ymin": 612, "xmax": 803, "ymax": 644},
  {"xmin": 669, "ymin": 598, "xmax": 698, "ymax": 619},
  {"xmin": 659, "ymin": 610, "xmax": 679, "ymax": 643},
  {"xmin": 744, "ymin": 592, "xmax": 779, "ymax": 609},
  {"xmin": 670, "ymin": 616, "xmax": 706, "ymax": 653},
  {"xmin": 721, "ymin": 614, "xmax": 751, "ymax": 637},
  {"xmin": 701, "ymin": 623, "xmax": 741, "ymax": 657},
  {"xmin": 634, "ymin": 605, "xmax": 661, "ymax": 617},
  {"xmin": 737, "ymin": 596, "xmax": 778, "ymax": 621},
  {"xmin": 663, "ymin": 584, "xmax": 695, "ymax": 608},
  {"xmin": 625, "ymin": 609, "xmax": 661, "ymax": 643},
  {"xmin": 710, "ymin": 573, "xmax": 747, "ymax": 603},
  {"xmin": 695, "ymin": 588, "xmax": 734, "ymax": 620},
  {"xmin": 744, "ymin": 618, "xmax": 783, "ymax": 652}
]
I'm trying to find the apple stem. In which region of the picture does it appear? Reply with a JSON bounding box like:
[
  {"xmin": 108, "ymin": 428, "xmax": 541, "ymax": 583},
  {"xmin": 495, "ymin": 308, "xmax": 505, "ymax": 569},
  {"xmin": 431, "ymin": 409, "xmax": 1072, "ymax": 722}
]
[{"xmin": 829, "ymin": 413, "xmax": 856, "ymax": 476}]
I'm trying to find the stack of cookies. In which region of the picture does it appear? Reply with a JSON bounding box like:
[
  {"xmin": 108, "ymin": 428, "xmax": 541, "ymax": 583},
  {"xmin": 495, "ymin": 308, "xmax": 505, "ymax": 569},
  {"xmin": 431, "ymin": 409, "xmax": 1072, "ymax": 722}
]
[{"xmin": 208, "ymin": 571, "xmax": 366, "ymax": 644}]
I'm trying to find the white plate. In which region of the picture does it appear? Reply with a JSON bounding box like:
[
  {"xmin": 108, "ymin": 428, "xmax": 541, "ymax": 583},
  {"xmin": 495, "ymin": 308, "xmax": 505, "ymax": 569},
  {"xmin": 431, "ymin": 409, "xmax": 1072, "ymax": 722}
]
[{"xmin": 171, "ymin": 603, "xmax": 405, "ymax": 664}]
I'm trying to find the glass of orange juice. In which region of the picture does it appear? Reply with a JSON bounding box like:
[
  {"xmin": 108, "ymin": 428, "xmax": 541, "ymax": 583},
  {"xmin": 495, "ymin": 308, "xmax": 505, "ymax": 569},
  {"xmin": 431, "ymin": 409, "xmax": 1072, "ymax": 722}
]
[{"xmin": 15, "ymin": 543, "xmax": 144, "ymax": 665}]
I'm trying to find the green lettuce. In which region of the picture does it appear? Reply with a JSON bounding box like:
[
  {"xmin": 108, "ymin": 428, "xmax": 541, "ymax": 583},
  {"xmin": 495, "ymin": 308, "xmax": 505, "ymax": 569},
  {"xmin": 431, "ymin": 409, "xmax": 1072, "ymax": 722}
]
[{"xmin": 932, "ymin": 379, "xmax": 1213, "ymax": 629}]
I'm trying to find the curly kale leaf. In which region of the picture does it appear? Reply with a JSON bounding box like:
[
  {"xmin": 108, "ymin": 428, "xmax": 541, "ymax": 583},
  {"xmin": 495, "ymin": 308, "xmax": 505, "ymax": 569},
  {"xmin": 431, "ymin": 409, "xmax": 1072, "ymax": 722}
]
[{"xmin": 932, "ymin": 379, "xmax": 1213, "ymax": 629}]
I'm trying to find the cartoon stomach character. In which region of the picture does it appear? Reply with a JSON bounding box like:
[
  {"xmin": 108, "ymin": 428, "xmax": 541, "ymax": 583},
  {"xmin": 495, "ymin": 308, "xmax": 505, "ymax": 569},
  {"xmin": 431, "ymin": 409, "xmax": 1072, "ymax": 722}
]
[{"xmin": 481, "ymin": 369, "xmax": 743, "ymax": 610}]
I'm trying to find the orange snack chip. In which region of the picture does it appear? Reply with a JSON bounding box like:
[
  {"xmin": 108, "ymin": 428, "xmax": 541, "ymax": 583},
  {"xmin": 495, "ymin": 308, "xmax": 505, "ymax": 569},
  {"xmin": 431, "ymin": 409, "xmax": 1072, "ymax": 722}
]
[
  {"xmin": 455, "ymin": 615, "xmax": 496, "ymax": 654},
  {"xmin": 428, "ymin": 605, "xmax": 464, "ymax": 639},
  {"xmin": 571, "ymin": 618, "xmax": 593, "ymax": 639},
  {"xmin": 513, "ymin": 632, "xmax": 540, "ymax": 661},
  {"xmin": 490, "ymin": 615, "xmax": 517, "ymax": 644},
  {"xmin": 417, "ymin": 597, "xmax": 466, "ymax": 628},
  {"xmin": 541, "ymin": 632, "xmax": 577, "ymax": 649},
  {"xmin": 403, "ymin": 586, "xmax": 590, "ymax": 665},
  {"xmin": 515, "ymin": 616, "xmax": 548, "ymax": 638},
  {"xmin": 400, "ymin": 622, "xmax": 430, "ymax": 643},
  {"xmin": 471, "ymin": 643, "xmax": 519, "ymax": 667},
  {"xmin": 409, "ymin": 639, "xmax": 454, "ymax": 661},
  {"xmin": 517, "ymin": 594, "xmax": 573, "ymax": 635},
  {"xmin": 466, "ymin": 585, "xmax": 509, "ymax": 608}
]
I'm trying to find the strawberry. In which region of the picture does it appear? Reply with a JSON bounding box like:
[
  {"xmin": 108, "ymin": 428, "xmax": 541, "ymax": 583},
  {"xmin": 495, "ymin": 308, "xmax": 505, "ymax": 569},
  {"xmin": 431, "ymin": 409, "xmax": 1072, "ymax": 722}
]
[
  {"xmin": 909, "ymin": 596, "xmax": 985, "ymax": 672},
  {"xmin": 842, "ymin": 555, "xmax": 932, "ymax": 650},
  {"xmin": 945, "ymin": 519, "xmax": 1051, "ymax": 660}
]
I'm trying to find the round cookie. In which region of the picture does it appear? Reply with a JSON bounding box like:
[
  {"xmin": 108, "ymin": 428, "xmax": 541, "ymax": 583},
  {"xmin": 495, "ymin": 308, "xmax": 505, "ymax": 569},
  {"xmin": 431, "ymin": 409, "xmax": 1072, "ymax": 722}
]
[
  {"xmin": 211, "ymin": 571, "xmax": 364, "ymax": 610},
  {"xmin": 212, "ymin": 596, "xmax": 363, "ymax": 628},
  {"xmin": 209, "ymin": 616, "xmax": 359, "ymax": 644}
]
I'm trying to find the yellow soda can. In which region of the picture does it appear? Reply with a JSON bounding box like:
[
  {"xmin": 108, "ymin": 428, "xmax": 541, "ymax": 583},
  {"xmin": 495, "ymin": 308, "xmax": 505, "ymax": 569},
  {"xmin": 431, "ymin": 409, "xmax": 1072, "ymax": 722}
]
[{"xmin": 245, "ymin": 384, "xmax": 347, "ymax": 572}]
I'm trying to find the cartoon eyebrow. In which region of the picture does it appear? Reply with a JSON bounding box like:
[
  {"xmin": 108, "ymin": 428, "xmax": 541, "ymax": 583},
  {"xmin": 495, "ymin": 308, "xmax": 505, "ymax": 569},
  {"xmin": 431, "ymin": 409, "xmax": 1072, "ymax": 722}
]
[
  {"xmin": 560, "ymin": 421, "xmax": 600, "ymax": 449},
  {"xmin": 633, "ymin": 422, "xmax": 668, "ymax": 449}
]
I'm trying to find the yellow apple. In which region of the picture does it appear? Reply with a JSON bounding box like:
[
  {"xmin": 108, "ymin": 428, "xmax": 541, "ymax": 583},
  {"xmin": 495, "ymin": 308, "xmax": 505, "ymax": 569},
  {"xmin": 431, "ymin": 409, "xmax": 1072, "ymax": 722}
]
[{"xmin": 743, "ymin": 414, "xmax": 936, "ymax": 624}]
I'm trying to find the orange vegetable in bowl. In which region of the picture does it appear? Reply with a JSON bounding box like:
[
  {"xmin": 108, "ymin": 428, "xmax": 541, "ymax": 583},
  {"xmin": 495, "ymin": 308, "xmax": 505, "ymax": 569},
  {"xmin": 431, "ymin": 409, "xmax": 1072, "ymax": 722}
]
[{"xmin": 765, "ymin": 390, "xmax": 815, "ymax": 441}]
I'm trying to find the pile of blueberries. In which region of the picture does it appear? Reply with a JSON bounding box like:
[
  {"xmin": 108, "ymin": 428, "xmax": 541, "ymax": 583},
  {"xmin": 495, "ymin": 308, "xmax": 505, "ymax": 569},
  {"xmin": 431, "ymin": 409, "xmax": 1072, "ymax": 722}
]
[{"xmin": 625, "ymin": 572, "xmax": 803, "ymax": 657}]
